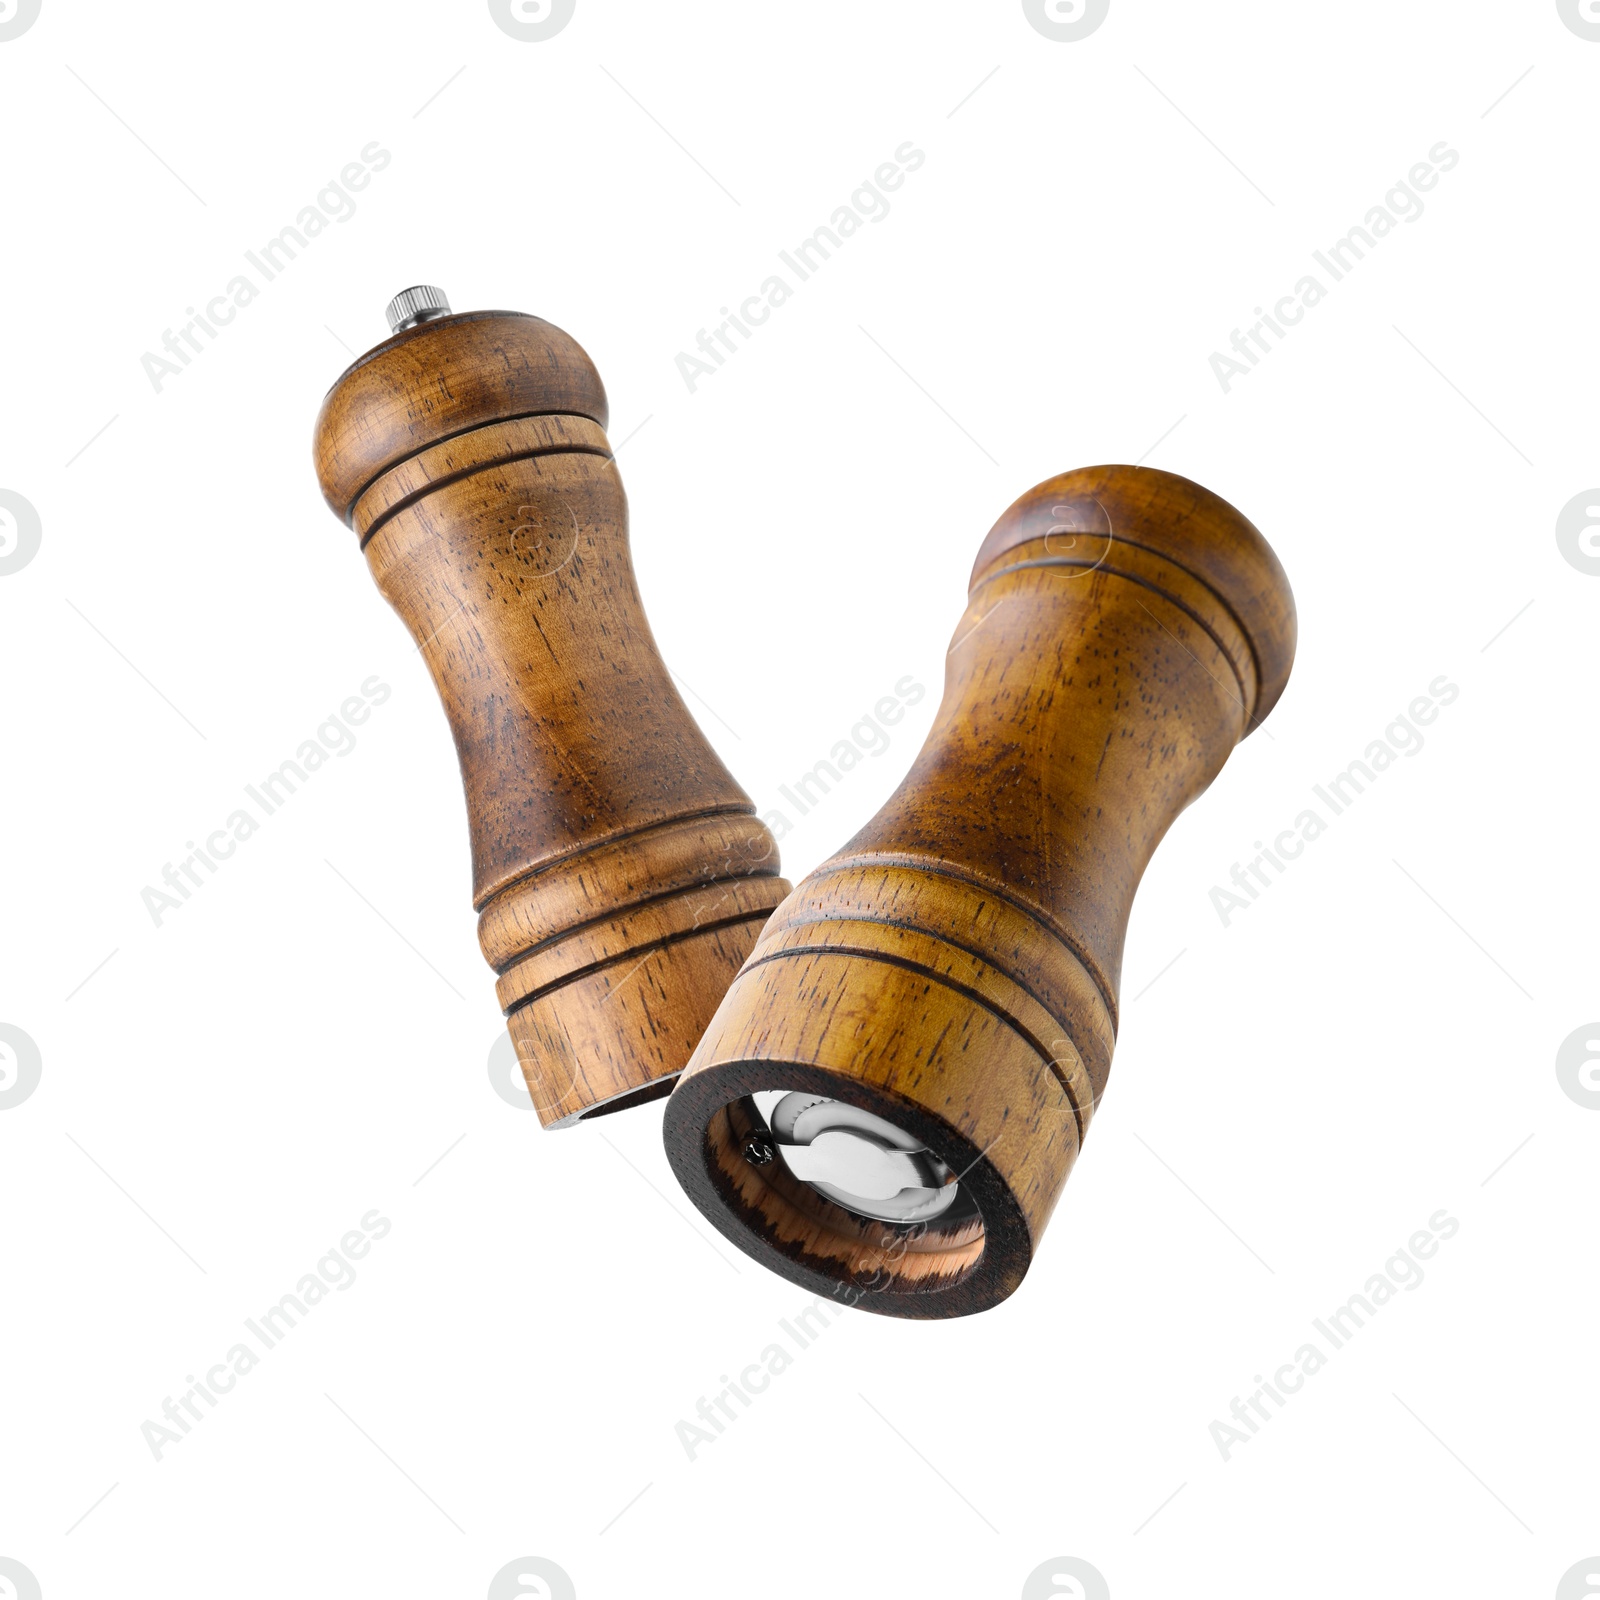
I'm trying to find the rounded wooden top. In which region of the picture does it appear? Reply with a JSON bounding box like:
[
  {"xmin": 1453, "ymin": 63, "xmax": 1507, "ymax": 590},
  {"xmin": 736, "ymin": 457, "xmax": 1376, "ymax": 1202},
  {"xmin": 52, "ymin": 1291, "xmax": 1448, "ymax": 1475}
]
[
  {"xmin": 971, "ymin": 465, "xmax": 1298, "ymax": 729},
  {"xmin": 312, "ymin": 310, "xmax": 610, "ymax": 521}
]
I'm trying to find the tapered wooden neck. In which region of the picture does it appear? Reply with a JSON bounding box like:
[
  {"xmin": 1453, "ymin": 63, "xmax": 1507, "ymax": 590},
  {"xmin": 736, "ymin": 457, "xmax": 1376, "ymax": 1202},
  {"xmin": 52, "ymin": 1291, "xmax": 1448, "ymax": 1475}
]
[{"xmin": 848, "ymin": 463, "xmax": 1296, "ymax": 1007}]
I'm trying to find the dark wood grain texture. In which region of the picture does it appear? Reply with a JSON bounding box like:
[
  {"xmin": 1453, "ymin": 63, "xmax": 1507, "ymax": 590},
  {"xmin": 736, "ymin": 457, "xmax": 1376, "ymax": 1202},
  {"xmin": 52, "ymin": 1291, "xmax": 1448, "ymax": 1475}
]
[
  {"xmin": 314, "ymin": 310, "xmax": 788, "ymax": 1126},
  {"xmin": 663, "ymin": 465, "xmax": 1295, "ymax": 1315}
]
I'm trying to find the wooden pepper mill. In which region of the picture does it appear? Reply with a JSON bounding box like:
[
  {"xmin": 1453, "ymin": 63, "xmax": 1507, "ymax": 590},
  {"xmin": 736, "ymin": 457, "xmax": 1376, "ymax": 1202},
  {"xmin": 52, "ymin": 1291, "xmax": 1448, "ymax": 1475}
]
[
  {"xmin": 313, "ymin": 288, "xmax": 788, "ymax": 1127},
  {"xmin": 663, "ymin": 465, "xmax": 1295, "ymax": 1316}
]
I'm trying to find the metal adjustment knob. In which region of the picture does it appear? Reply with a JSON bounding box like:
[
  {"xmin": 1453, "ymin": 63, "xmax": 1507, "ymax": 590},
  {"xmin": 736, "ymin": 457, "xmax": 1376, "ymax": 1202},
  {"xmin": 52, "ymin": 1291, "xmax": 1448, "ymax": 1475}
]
[{"xmin": 384, "ymin": 285, "xmax": 451, "ymax": 334}]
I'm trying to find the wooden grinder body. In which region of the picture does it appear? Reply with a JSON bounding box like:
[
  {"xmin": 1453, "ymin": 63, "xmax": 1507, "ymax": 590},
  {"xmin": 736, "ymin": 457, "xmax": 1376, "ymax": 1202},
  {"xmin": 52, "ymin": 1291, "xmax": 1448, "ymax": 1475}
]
[
  {"xmin": 664, "ymin": 466, "xmax": 1295, "ymax": 1315},
  {"xmin": 314, "ymin": 310, "xmax": 788, "ymax": 1126}
]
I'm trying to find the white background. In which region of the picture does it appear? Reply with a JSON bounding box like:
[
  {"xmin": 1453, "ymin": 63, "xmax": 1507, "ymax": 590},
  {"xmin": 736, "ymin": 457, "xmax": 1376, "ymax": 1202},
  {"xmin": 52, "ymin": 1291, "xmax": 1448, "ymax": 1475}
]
[{"xmin": 2, "ymin": 2, "xmax": 1596, "ymax": 1596}]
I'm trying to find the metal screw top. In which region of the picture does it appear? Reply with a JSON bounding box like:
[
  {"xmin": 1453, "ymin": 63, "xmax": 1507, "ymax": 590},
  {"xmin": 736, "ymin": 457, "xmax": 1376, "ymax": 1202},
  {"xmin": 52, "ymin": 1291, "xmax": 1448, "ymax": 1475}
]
[{"xmin": 385, "ymin": 285, "xmax": 451, "ymax": 333}]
